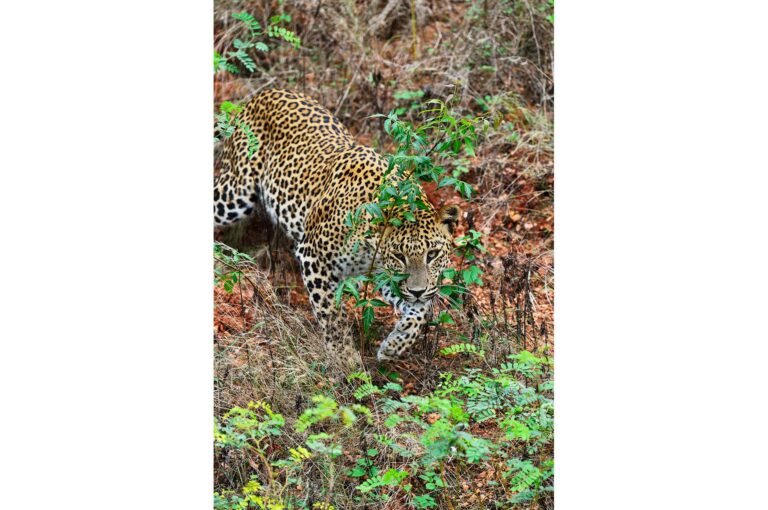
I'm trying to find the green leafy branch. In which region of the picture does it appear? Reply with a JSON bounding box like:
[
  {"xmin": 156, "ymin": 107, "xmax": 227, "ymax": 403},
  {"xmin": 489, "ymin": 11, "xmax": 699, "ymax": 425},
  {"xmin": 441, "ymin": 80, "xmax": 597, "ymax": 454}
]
[
  {"xmin": 215, "ymin": 11, "xmax": 301, "ymax": 75},
  {"xmin": 214, "ymin": 242, "xmax": 257, "ymax": 293},
  {"xmin": 214, "ymin": 101, "xmax": 259, "ymax": 159}
]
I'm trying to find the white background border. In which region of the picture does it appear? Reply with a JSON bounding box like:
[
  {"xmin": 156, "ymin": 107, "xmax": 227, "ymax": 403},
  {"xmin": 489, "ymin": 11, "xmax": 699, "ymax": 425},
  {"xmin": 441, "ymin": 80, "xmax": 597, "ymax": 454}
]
[{"xmin": 1, "ymin": 1, "xmax": 766, "ymax": 508}]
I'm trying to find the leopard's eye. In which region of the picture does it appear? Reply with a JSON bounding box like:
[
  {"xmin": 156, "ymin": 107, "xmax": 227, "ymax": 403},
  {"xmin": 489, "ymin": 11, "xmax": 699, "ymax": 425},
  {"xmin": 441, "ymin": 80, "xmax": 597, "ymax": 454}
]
[
  {"xmin": 393, "ymin": 253, "xmax": 407, "ymax": 265},
  {"xmin": 426, "ymin": 249, "xmax": 441, "ymax": 263}
]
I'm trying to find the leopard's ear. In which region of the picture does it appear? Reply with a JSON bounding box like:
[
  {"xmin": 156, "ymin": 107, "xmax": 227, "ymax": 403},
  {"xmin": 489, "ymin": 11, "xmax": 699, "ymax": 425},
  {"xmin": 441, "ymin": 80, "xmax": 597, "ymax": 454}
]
[{"xmin": 437, "ymin": 204, "xmax": 461, "ymax": 235}]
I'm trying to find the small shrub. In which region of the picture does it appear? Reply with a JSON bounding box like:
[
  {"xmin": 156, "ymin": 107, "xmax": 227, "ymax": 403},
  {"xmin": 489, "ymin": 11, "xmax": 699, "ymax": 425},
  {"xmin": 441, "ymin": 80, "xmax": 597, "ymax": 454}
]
[{"xmin": 214, "ymin": 11, "xmax": 300, "ymax": 75}]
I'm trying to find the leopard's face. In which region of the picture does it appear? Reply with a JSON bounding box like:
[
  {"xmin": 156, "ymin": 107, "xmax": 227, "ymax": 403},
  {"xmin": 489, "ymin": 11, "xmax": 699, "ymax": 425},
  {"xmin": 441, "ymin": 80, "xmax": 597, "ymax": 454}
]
[{"xmin": 380, "ymin": 205, "xmax": 460, "ymax": 303}]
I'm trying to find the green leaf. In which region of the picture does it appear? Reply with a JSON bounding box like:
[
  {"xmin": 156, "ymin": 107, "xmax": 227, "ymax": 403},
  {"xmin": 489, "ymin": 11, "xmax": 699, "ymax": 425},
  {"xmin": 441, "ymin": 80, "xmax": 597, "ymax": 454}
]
[
  {"xmin": 381, "ymin": 468, "xmax": 409, "ymax": 485},
  {"xmin": 231, "ymin": 50, "xmax": 256, "ymax": 72},
  {"xmin": 219, "ymin": 101, "xmax": 242, "ymax": 114},
  {"xmin": 270, "ymin": 13, "xmax": 291, "ymax": 24},
  {"xmin": 438, "ymin": 284, "xmax": 466, "ymax": 297},
  {"xmin": 393, "ymin": 89, "xmax": 425, "ymax": 101},
  {"xmin": 383, "ymin": 382, "xmax": 403, "ymax": 392},
  {"xmin": 231, "ymin": 12, "xmax": 256, "ymax": 25},
  {"xmin": 461, "ymin": 265, "xmax": 484, "ymax": 287},
  {"xmin": 347, "ymin": 281, "xmax": 360, "ymax": 300},
  {"xmin": 440, "ymin": 343, "xmax": 485, "ymax": 358},
  {"xmin": 233, "ymin": 38, "xmax": 253, "ymax": 50},
  {"xmin": 384, "ymin": 414, "xmax": 404, "ymax": 427},
  {"xmin": 362, "ymin": 305, "xmax": 375, "ymax": 334},
  {"xmin": 333, "ymin": 282, "xmax": 345, "ymax": 306},
  {"xmin": 437, "ymin": 310, "xmax": 455, "ymax": 324},
  {"xmin": 413, "ymin": 494, "xmax": 438, "ymax": 509},
  {"xmin": 502, "ymin": 419, "xmax": 532, "ymax": 440}
]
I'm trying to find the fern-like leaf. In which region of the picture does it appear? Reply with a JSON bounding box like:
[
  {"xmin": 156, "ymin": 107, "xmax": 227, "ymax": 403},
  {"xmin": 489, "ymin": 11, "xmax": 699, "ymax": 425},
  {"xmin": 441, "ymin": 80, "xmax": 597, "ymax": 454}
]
[
  {"xmin": 440, "ymin": 342, "xmax": 485, "ymax": 358},
  {"xmin": 354, "ymin": 383, "xmax": 382, "ymax": 401}
]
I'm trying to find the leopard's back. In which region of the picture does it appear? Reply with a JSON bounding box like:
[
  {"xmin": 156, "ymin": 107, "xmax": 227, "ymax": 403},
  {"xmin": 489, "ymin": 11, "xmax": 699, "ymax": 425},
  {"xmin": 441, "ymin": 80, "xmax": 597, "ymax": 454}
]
[{"xmin": 214, "ymin": 89, "xmax": 363, "ymax": 240}]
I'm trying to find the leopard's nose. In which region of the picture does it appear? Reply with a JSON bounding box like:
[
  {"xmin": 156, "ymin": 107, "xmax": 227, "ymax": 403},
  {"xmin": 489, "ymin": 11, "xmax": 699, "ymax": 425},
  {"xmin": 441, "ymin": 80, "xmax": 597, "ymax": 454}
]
[{"xmin": 408, "ymin": 288, "xmax": 426, "ymax": 299}]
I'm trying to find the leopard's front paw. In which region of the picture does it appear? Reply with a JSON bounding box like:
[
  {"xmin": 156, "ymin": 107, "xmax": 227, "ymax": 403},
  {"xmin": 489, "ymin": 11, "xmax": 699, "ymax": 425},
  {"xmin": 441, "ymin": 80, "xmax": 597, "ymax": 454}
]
[
  {"xmin": 376, "ymin": 330, "xmax": 412, "ymax": 362},
  {"xmin": 376, "ymin": 346, "xmax": 398, "ymax": 362}
]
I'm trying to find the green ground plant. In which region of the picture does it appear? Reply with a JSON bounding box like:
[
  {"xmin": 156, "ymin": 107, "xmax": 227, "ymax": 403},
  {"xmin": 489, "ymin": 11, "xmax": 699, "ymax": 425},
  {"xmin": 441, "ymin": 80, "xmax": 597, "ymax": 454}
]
[
  {"xmin": 214, "ymin": 345, "xmax": 553, "ymax": 508},
  {"xmin": 215, "ymin": 242, "xmax": 256, "ymax": 293},
  {"xmin": 214, "ymin": 11, "xmax": 300, "ymax": 75}
]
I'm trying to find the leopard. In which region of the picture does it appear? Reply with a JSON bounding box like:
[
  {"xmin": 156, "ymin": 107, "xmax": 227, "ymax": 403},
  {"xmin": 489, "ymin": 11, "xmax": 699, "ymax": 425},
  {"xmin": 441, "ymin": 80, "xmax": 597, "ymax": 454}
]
[{"xmin": 214, "ymin": 88, "xmax": 460, "ymax": 363}]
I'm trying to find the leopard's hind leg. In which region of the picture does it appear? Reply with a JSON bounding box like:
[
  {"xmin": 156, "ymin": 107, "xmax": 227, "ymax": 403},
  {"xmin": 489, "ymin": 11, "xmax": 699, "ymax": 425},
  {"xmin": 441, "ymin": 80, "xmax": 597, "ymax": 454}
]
[{"xmin": 213, "ymin": 118, "xmax": 264, "ymax": 228}]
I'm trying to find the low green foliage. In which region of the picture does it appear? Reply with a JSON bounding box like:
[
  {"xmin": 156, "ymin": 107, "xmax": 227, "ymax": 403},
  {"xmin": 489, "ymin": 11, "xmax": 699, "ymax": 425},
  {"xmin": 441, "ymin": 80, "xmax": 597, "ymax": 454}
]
[
  {"xmin": 214, "ymin": 242, "xmax": 256, "ymax": 293},
  {"xmin": 215, "ymin": 401, "xmax": 285, "ymax": 449},
  {"xmin": 214, "ymin": 476, "xmax": 286, "ymax": 510},
  {"xmin": 295, "ymin": 394, "xmax": 372, "ymax": 433},
  {"xmin": 356, "ymin": 467, "xmax": 409, "ymax": 494},
  {"xmin": 215, "ymin": 11, "xmax": 300, "ymax": 75},
  {"xmin": 392, "ymin": 89, "xmax": 425, "ymax": 115},
  {"xmin": 370, "ymin": 350, "xmax": 553, "ymax": 507},
  {"xmin": 214, "ymin": 101, "xmax": 260, "ymax": 157},
  {"xmin": 439, "ymin": 342, "xmax": 485, "ymax": 358},
  {"xmin": 215, "ymin": 344, "xmax": 553, "ymax": 508}
]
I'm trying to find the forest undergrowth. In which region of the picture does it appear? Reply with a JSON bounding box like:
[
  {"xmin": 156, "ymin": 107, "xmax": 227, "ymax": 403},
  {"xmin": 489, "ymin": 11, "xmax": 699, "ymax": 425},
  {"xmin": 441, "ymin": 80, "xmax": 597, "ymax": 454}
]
[{"xmin": 214, "ymin": 1, "xmax": 553, "ymax": 508}]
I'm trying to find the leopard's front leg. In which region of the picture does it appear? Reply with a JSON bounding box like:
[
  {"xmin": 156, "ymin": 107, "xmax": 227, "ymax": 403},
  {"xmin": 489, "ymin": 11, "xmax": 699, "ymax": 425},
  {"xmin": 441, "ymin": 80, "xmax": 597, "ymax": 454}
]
[{"xmin": 376, "ymin": 292, "xmax": 432, "ymax": 361}]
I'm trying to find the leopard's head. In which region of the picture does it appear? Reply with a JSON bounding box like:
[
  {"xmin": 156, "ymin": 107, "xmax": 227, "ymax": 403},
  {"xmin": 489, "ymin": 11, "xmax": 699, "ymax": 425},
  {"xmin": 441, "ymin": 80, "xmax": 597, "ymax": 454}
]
[{"xmin": 380, "ymin": 205, "xmax": 461, "ymax": 303}]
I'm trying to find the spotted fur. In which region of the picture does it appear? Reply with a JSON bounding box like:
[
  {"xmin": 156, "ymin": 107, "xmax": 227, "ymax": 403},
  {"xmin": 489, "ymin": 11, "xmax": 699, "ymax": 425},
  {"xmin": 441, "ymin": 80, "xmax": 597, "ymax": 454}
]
[{"xmin": 214, "ymin": 89, "xmax": 460, "ymax": 362}]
